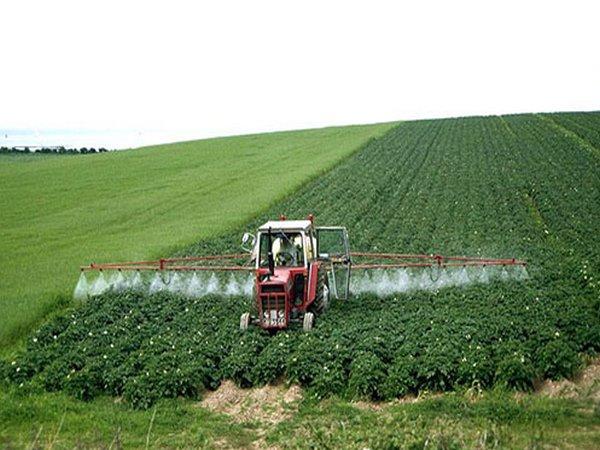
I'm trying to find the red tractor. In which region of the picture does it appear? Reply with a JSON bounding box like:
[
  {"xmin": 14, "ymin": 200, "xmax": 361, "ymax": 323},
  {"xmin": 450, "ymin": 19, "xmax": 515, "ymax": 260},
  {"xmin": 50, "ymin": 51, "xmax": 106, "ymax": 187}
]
[{"xmin": 239, "ymin": 215, "xmax": 351, "ymax": 331}]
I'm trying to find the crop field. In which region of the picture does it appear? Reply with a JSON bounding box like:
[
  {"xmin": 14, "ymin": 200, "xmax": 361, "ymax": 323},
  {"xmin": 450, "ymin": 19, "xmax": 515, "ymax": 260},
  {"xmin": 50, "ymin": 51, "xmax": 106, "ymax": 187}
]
[
  {"xmin": 0, "ymin": 122, "xmax": 392, "ymax": 346},
  {"xmin": 2, "ymin": 113, "xmax": 599, "ymax": 448}
]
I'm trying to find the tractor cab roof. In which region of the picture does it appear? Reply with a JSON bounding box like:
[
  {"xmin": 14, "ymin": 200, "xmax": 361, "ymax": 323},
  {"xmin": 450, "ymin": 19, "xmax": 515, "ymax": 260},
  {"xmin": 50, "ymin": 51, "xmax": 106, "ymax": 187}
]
[{"xmin": 258, "ymin": 220, "xmax": 313, "ymax": 232}]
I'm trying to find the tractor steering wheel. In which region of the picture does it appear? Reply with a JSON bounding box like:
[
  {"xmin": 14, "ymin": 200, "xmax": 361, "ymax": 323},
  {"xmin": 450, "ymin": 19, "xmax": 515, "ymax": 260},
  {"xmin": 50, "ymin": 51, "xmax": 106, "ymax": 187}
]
[{"xmin": 276, "ymin": 251, "xmax": 294, "ymax": 266}]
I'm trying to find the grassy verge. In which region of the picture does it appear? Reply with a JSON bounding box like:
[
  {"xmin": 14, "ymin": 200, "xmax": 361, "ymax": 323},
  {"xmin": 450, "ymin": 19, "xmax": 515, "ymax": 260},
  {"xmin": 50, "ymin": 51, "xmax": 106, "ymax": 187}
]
[
  {"xmin": 1, "ymin": 384, "xmax": 598, "ymax": 449},
  {"xmin": 0, "ymin": 385, "xmax": 255, "ymax": 448},
  {"xmin": 269, "ymin": 391, "xmax": 600, "ymax": 449},
  {"xmin": 0, "ymin": 122, "xmax": 394, "ymax": 347}
]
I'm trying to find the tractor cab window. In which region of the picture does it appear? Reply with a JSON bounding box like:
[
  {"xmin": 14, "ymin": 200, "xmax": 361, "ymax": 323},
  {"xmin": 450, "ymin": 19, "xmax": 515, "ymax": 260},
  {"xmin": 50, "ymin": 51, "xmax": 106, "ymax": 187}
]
[{"xmin": 259, "ymin": 231, "xmax": 305, "ymax": 267}]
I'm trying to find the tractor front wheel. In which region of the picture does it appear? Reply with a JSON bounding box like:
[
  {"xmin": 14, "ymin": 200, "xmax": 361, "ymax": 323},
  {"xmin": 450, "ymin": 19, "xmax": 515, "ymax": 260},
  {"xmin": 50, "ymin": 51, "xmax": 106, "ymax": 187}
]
[
  {"xmin": 240, "ymin": 312, "xmax": 250, "ymax": 331},
  {"xmin": 303, "ymin": 312, "xmax": 314, "ymax": 332}
]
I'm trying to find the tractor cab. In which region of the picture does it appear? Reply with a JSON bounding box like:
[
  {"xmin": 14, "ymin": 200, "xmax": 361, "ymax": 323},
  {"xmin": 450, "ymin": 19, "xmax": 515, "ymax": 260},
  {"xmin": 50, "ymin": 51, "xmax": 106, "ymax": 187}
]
[{"xmin": 240, "ymin": 217, "xmax": 351, "ymax": 331}]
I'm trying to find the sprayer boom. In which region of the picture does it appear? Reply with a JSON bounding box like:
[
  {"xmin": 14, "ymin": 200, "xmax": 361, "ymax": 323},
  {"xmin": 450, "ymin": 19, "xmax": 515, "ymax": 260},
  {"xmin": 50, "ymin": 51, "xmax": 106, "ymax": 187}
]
[
  {"xmin": 81, "ymin": 254, "xmax": 253, "ymax": 272},
  {"xmin": 351, "ymin": 252, "xmax": 526, "ymax": 269},
  {"xmin": 75, "ymin": 216, "xmax": 527, "ymax": 332}
]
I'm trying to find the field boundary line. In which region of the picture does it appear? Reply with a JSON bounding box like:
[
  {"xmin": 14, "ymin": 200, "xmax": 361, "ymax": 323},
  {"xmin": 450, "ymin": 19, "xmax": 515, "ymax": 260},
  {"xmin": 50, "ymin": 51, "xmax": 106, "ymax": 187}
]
[{"xmin": 535, "ymin": 113, "xmax": 600, "ymax": 160}]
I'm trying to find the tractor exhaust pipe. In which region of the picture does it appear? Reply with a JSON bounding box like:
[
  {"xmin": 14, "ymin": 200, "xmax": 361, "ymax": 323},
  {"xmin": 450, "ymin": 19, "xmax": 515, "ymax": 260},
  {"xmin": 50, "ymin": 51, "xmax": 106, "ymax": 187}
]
[{"xmin": 267, "ymin": 227, "xmax": 275, "ymax": 278}]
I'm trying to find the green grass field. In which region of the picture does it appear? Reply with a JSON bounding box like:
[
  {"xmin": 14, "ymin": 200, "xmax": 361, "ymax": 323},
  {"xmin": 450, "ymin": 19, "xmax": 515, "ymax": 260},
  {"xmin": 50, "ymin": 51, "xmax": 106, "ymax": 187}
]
[
  {"xmin": 0, "ymin": 122, "xmax": 393, "ymax": 346},
  {"xmin": 2, "ymin": 113, "xmax": 599, "ymax": 449}
]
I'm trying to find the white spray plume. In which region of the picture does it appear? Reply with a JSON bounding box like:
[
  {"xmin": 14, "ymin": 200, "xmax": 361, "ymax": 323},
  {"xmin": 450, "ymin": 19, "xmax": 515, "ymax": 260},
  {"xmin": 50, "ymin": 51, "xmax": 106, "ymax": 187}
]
[{"xmin": 350, "ymin": 265, "xmax": 528, "ymax": 297}]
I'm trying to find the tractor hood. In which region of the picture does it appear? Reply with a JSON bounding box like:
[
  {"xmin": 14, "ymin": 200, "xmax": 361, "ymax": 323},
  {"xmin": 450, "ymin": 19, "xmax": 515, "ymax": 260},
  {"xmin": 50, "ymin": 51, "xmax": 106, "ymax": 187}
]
[
  {"xmin": 266, "ymin": 268, "xmax": 293, "ymax": 285},
  {"xmin": 258, "ymin": 267, "xmax": 296, "ymax": 289}
]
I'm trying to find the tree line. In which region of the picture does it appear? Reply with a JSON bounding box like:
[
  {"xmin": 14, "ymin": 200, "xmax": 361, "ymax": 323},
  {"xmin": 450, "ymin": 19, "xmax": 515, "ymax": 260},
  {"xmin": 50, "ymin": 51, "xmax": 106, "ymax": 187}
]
[{"xmin": 0, "ymin": 146, "xmax": 110, "ymax": 155}]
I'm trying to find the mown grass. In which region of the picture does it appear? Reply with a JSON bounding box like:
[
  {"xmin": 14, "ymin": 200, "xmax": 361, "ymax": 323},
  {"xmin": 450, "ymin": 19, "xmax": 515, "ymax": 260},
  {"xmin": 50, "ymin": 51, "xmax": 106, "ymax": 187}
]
[{"xmin": 0, "ymin": 122, "xmax": 394, "ymax": 347}]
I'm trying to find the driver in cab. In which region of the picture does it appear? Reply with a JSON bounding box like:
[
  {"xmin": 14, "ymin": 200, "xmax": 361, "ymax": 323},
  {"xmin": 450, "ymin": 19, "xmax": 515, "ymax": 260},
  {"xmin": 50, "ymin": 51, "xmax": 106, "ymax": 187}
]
[{"xmin": 273, "ymin": 235, "xmax": 303, "ymax": 266}]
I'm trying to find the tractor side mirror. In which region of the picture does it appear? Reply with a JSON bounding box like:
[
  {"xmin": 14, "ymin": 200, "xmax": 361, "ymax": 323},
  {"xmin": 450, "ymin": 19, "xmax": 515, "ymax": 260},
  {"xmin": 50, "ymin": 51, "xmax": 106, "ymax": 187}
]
[{"xmin": 241, "ymin": 232, "xmax": 256, "ymax": 253}]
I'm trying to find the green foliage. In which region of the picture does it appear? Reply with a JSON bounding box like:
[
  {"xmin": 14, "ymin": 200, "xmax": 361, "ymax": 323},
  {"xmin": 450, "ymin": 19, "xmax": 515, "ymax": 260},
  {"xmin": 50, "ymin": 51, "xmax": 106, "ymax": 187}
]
[
  {"xmin": 536, "ymin": 339, "xmax": 581, "ymax": 380},
  {"xmin": 348, "ymin": 351, "xmax": 386, "ymax": 399},
  {"xmin": 456, "ymin": 345, "xmax": 495, "ymax": 388},
  {"xmin": 382, "ymin": 355, "xmax": 417, "ymax": 398},
  {"xmin": 308, "ymin": 360, "xmax": 347, "ymax": 399},
  {"xmin": 222, "ymin": 330, "xmax": 268, "ymax": 388},
  {"xmin": 495, "ymin": 353, "xmax": 537, "ymax": 391},
  {"xmin": 250, "ymin": 331, "xmax": 295, "ymax": 384}
]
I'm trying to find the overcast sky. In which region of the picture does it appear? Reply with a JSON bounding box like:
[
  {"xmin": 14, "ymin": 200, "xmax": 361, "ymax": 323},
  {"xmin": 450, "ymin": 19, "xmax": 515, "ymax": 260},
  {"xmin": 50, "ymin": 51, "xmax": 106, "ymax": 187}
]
[{"xmin": 2, "ymin": 0, "xmax": 599, "ymax": 140}]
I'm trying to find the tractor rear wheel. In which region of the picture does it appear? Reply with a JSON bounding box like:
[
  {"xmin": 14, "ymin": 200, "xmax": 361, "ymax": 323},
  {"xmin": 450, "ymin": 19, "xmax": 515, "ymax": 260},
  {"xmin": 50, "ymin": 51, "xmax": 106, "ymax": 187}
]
[
  {"xmin": 310, "ymin": 268, "xmax": 330, "ymax": 315},
  {"xmin": 303, "ymin": 312, "xmax": 314, "ymax": 332},
  {"xmin": 240, "ymin": 312, "xmax": 250, "ymax": 331}
]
